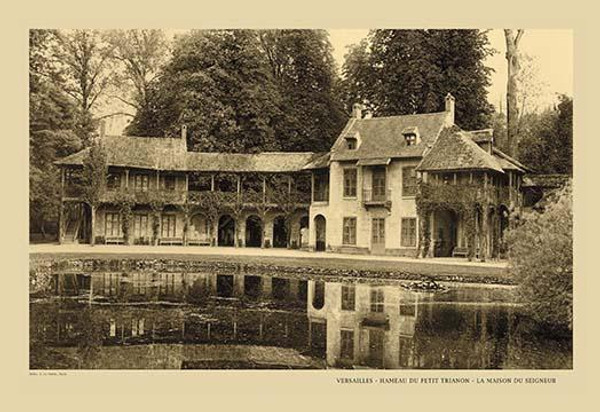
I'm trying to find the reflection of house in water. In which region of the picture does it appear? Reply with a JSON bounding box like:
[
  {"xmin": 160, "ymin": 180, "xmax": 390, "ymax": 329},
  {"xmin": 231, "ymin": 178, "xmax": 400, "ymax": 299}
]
[
  {"xmin": 307, "ymin": 280, "xmax": 419, "ymax": 368},
  {"xmin": 37, "ymin": 271, "xmax": 316, "ymax": 368},
  {"xmin": 36, "ymin": 270, "xmax": 534, "ymax": 369}
]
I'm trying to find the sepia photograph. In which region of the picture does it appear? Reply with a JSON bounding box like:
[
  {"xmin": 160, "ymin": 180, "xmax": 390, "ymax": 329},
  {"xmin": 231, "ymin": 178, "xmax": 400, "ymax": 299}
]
[{"xmin": 28, "ymin": 28, "xmax": 573, "ymax": 370}]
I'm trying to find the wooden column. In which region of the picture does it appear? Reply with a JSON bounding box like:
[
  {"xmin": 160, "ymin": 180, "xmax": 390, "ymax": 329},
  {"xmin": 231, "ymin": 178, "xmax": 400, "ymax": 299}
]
[
  {"xmin": 262, "ymin": 175, "xmax": 267, "ymax": 203},
  {"xmin": 211, "ymin": 174, "xmax": 215, "ymax": 191},
  {"xmin": 156, "ymin": 170, "xmax": 160, "ymax": 190},
  {"xmin": 310, "ymin": 173, "xmax": 314, "ymax": 202},
  {"xmin": 480, "ymin": 207, "xmax": 488, "ymax": 262},
  {"xmin": 90, "ymin": 205, "xmax": 96, "ymax": 246},
  {"xmin": 125, "ymin": 169, "xmax": 130, "ymax": 189},
  {"xmin": 58, "ymin": 169, "xmax": 65, "ymax": 244}
]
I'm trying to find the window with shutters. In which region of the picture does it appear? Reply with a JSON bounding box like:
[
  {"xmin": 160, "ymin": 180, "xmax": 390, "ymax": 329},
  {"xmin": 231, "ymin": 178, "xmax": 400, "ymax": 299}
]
[
  {"xmin": 401, "ymin": 218, "xmax": 417, "ymax": 247},
  {"xmin": 343, "ymin": 217, "xmax": 357, "ymax": 245},
  {"xmin": 343, "ymin": 168, "xmax": 357, "ymax": 197},
  {"xmin": 105, "ymin": 212, "xmax": 121, "ymax": 237},
  {"xmin": 341, "ymin": 284, "xmax": 355, "ymax": 311},
  {"xmin": 340, "ymin": 329, "xmax": 354, "ymax": 360},
  {"xmin": 161, "ymin": 214, "xmax": 177, "ymax": 238},
  {"xmin": 402, "ymin": 166, "xmax": 417, "ymax": 197}
]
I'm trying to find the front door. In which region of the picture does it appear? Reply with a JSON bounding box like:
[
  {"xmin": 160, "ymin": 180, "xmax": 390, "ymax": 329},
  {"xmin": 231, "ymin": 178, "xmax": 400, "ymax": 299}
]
[
  {"xmin": 371, "ymin": 218, "xmax": 385, "ymax": 255},
  {"xmin": 372, "ymin": 168, "xmax": 386, "ymax": 201}
]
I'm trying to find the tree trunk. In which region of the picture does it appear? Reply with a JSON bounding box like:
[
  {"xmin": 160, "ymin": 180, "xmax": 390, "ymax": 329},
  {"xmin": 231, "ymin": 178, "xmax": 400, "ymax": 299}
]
[
  {"xmin": 90, "ymin": 205, "xmax": 96, "ymax": 246},
  {"xmin": 504, "ymin": 29, "xmax": 524, "ymax": 157}
]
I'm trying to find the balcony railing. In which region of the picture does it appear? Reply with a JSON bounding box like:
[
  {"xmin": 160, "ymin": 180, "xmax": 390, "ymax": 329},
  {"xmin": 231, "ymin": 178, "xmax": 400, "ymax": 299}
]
[{"xmin": 362, "ymin": 188, "xmax": 392, "ymax": 209}]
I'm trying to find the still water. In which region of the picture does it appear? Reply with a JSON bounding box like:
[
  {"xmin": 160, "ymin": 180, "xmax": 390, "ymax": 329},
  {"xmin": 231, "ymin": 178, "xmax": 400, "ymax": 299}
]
[{"xmin": 30, "ymin": 259, "xmax": 572, "ymax": 370}]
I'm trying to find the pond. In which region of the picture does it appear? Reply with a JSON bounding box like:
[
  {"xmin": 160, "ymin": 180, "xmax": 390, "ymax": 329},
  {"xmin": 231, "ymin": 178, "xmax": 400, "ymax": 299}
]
[{"xmin": 29, "ymin": 258, "xmax": 572, "ymax": 370}]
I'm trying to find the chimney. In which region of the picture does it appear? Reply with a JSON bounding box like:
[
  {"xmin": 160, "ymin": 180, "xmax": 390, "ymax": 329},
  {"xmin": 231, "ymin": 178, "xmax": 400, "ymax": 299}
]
[
  {"xmin": 445, "ymin": 93, "xmax": 455, "ymax": 125},
  {"xmin": 351, "ymin": 103, "xmax": 362, "ymax": 119},
  {"xmin": 181, "ymin": 124, "xmax": 187, "ymax": 140}
]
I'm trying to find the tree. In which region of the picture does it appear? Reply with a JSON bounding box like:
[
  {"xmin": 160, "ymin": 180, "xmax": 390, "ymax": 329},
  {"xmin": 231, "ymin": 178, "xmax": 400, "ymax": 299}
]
[
  {"xmin": 504, "ymin": 29, "xmax": 525, "ymax": 157},
  {"xmin": 517, "ymin": 95, "xmax": 573, "ymax": 175},
  {"xmin": 80, "ymin": 140, "xmax": 108, "ymax": 245},
  {"xmin": 53, "ymin": 30, "xmax": 115, "ymax": 145},
  {"xmin": 129, "ymin": 30, "xmax": 283, "ymax": 152},
  {"xmin": 29, "ymin": 29, "xmax": 82, "ymax": 238},
  {"xmin": 341, "ymin": 30, "xmax": 495, "ymax": 130},
  {"xmin": 103, "ymin": 29, "xmax": 170, "ymax": 116},
  {"xmin": 506, "ymin": 182, "xmax": 572, "ymax": 332},
  {"xmin": 257, "ymin": 30, "xmax": 346, "ymax": 152},
  {"xmin": 129, "ymin": 29, "xmax": 346, "ymax": 153}
]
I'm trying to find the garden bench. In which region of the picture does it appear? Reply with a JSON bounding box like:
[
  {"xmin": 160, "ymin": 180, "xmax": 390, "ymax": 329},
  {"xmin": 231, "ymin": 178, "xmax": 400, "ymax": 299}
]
[
  {"xmin": 105, "ymin": 237, "xmax": 124, "ymax": 245},
  {"xmin": 159, "ymin": 238, "xmax": 184, "ymax": 246}
]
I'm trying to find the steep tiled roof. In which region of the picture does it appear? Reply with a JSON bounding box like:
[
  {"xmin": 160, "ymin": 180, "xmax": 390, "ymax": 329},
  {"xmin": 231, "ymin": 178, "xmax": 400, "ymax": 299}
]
[
  {"xmin": 55, "ymin": 135, "xmax": 317, "ymax": 173},
  {"xmin": 416, "ymin": 127, "xmax": 504, "ymax": 173},
  {"xmin": 302, "ymin": 152, "xmax": 330, "ymax": 170},
  {"xmin": 491, "ymin": 148, "xmax": 530, "ymax": 173},
  {"xmin": 330, "ymin": 111, "xmax": 451, "ymax": 161},
  {"xmin": 55, "ymin": 135, "xmax": 188, "ymax": 170}
]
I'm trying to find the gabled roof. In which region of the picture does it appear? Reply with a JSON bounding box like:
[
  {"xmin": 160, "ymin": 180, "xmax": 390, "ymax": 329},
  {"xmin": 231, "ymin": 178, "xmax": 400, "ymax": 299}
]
[
  {"xmin": 416, "ymin": 127, "xmax": 504, "ymax": 173},
  {"xmin": 55, "ymin": 135, "xmax": 317, "ymax": 173},
  {"xmin": 330, "ymin": 111, "xmax": 451, "ymax": 162}
]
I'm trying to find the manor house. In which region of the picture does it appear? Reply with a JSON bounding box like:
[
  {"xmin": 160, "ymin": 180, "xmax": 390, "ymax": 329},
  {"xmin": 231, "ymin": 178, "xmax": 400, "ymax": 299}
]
[{"xmin": 56, "ymin": 94, "xmax": 530, "ymax": 260}]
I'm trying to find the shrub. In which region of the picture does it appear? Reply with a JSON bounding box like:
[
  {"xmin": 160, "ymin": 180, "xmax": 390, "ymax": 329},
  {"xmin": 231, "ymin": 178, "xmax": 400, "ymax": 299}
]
[{"xmin": 506, "ymin": 182, "xmax": 572, "ymax": 331}]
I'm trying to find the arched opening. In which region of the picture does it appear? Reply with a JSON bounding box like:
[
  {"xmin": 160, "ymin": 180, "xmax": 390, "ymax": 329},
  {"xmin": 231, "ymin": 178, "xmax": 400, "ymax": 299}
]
[
  {"xmin": 312, "ymin": 280, "xmax": 325, "ymax": 310},
  {"xmin": 273, "ymin": 216, "xmax": 288, "ymax": 248},
  {"xmin": 433, "ymin": 209, "xmax": 458, "ymax": 257},
  {"xmin": 190, "ymin": 213, "xmax": 211, "ymax": 245},
  {"xmin": 299, "ymin": 215, "xmax": 309, "ymax": 248},
  {"xmin": 218, "ymin": 215, "xmax": 235, "ymax": 247},
  {"xmin": 245, "ymin": 215, "xmax": 262, "ymax": 247},
  {"xmin": 314, "ymin": 215, "xmax": 326, "ymax": 252}
]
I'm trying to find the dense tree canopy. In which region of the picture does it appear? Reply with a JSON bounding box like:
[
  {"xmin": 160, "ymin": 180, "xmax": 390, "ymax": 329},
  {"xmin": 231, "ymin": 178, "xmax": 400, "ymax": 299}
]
[
  {"xmin": 128, "ymin": 29, "xmax": 345, "ymax": 153},
  {"xmin": 517, "ymin": 95, "xmax": 573, "ymax": 175},
  {"xmin": 341, "ymin": 29, "xmax": 495, "ymax": 130},
  {"xmin": 29, "ymin": 29, "xmax": 82, "ymax": 237}
]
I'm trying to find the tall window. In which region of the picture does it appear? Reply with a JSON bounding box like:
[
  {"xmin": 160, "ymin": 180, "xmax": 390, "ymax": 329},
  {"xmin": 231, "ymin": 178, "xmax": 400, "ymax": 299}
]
[
  {"xmin": 402, "ymin": 167, "xmax": 417, "ymax": 197},
  {"xmin": 161, "ymin": 214, "xmax": 176, "ymax": 238},
  {"xmin": 343, "ymin": 217, "xmax": 357, "ymax": 245},
  {"xmin": 343, "ymin": 168, "xmax": 357, "ymax": 197},
  {"xmin": 401, "ymin": 218, "xmax": 417, "ymax": 247},
  {"xmin": 133, "ymin": 214, "xmax": 148, "ymax": 239},
  {"xmin": 313, "ymin": 172, "xmax": 329, "ymax": 202},
  {"xmin": 105, "ymin": 212, "xmax": 120, "ymax": 237},
  {"xmin": 134, "ymin": 174, "xmax": 149, "ymax": 192},
  {"xmin": 370, "ymin": 288, "xmax": 384, "ymax": 313},
  {"xmin": 340, "ymin": 329, "xmax": 354, "ymax": 360},
  {"xmin": 341, "ymin": 284, "xmax": 355, "ymax": 311}
]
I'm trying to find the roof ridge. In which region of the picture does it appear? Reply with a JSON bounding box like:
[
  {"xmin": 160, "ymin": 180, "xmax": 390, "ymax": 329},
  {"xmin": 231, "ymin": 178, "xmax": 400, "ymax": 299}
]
[{"xmin": 357, "ymin": 111, "xmax": 447, "ymax": 121}]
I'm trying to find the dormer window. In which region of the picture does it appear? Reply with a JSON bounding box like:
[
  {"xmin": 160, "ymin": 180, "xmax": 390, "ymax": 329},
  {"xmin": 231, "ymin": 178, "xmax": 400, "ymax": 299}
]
[
  {"xmin": 346, "ymin": 137, "xmax": 357, "ymax": 150},
  {"xmin": 402, "ymin": 126, "xmax": 420, "ymax": 146},
  {"xmin": 404, "ymin": 133, "xmax": 417, "ymax": 146}
]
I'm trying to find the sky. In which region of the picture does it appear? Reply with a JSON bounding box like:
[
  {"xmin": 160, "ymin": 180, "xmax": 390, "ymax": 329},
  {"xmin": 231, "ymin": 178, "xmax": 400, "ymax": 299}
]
[{"xmin": 328, "ymin": 29, "xmax": 573, "ymax": 111}]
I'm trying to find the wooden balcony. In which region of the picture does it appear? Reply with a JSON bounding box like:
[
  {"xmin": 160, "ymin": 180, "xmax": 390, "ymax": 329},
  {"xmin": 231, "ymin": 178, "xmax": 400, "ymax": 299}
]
[{"xmin": 362, "ymin": 188, "xmax": 392, "ymax": 209}]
